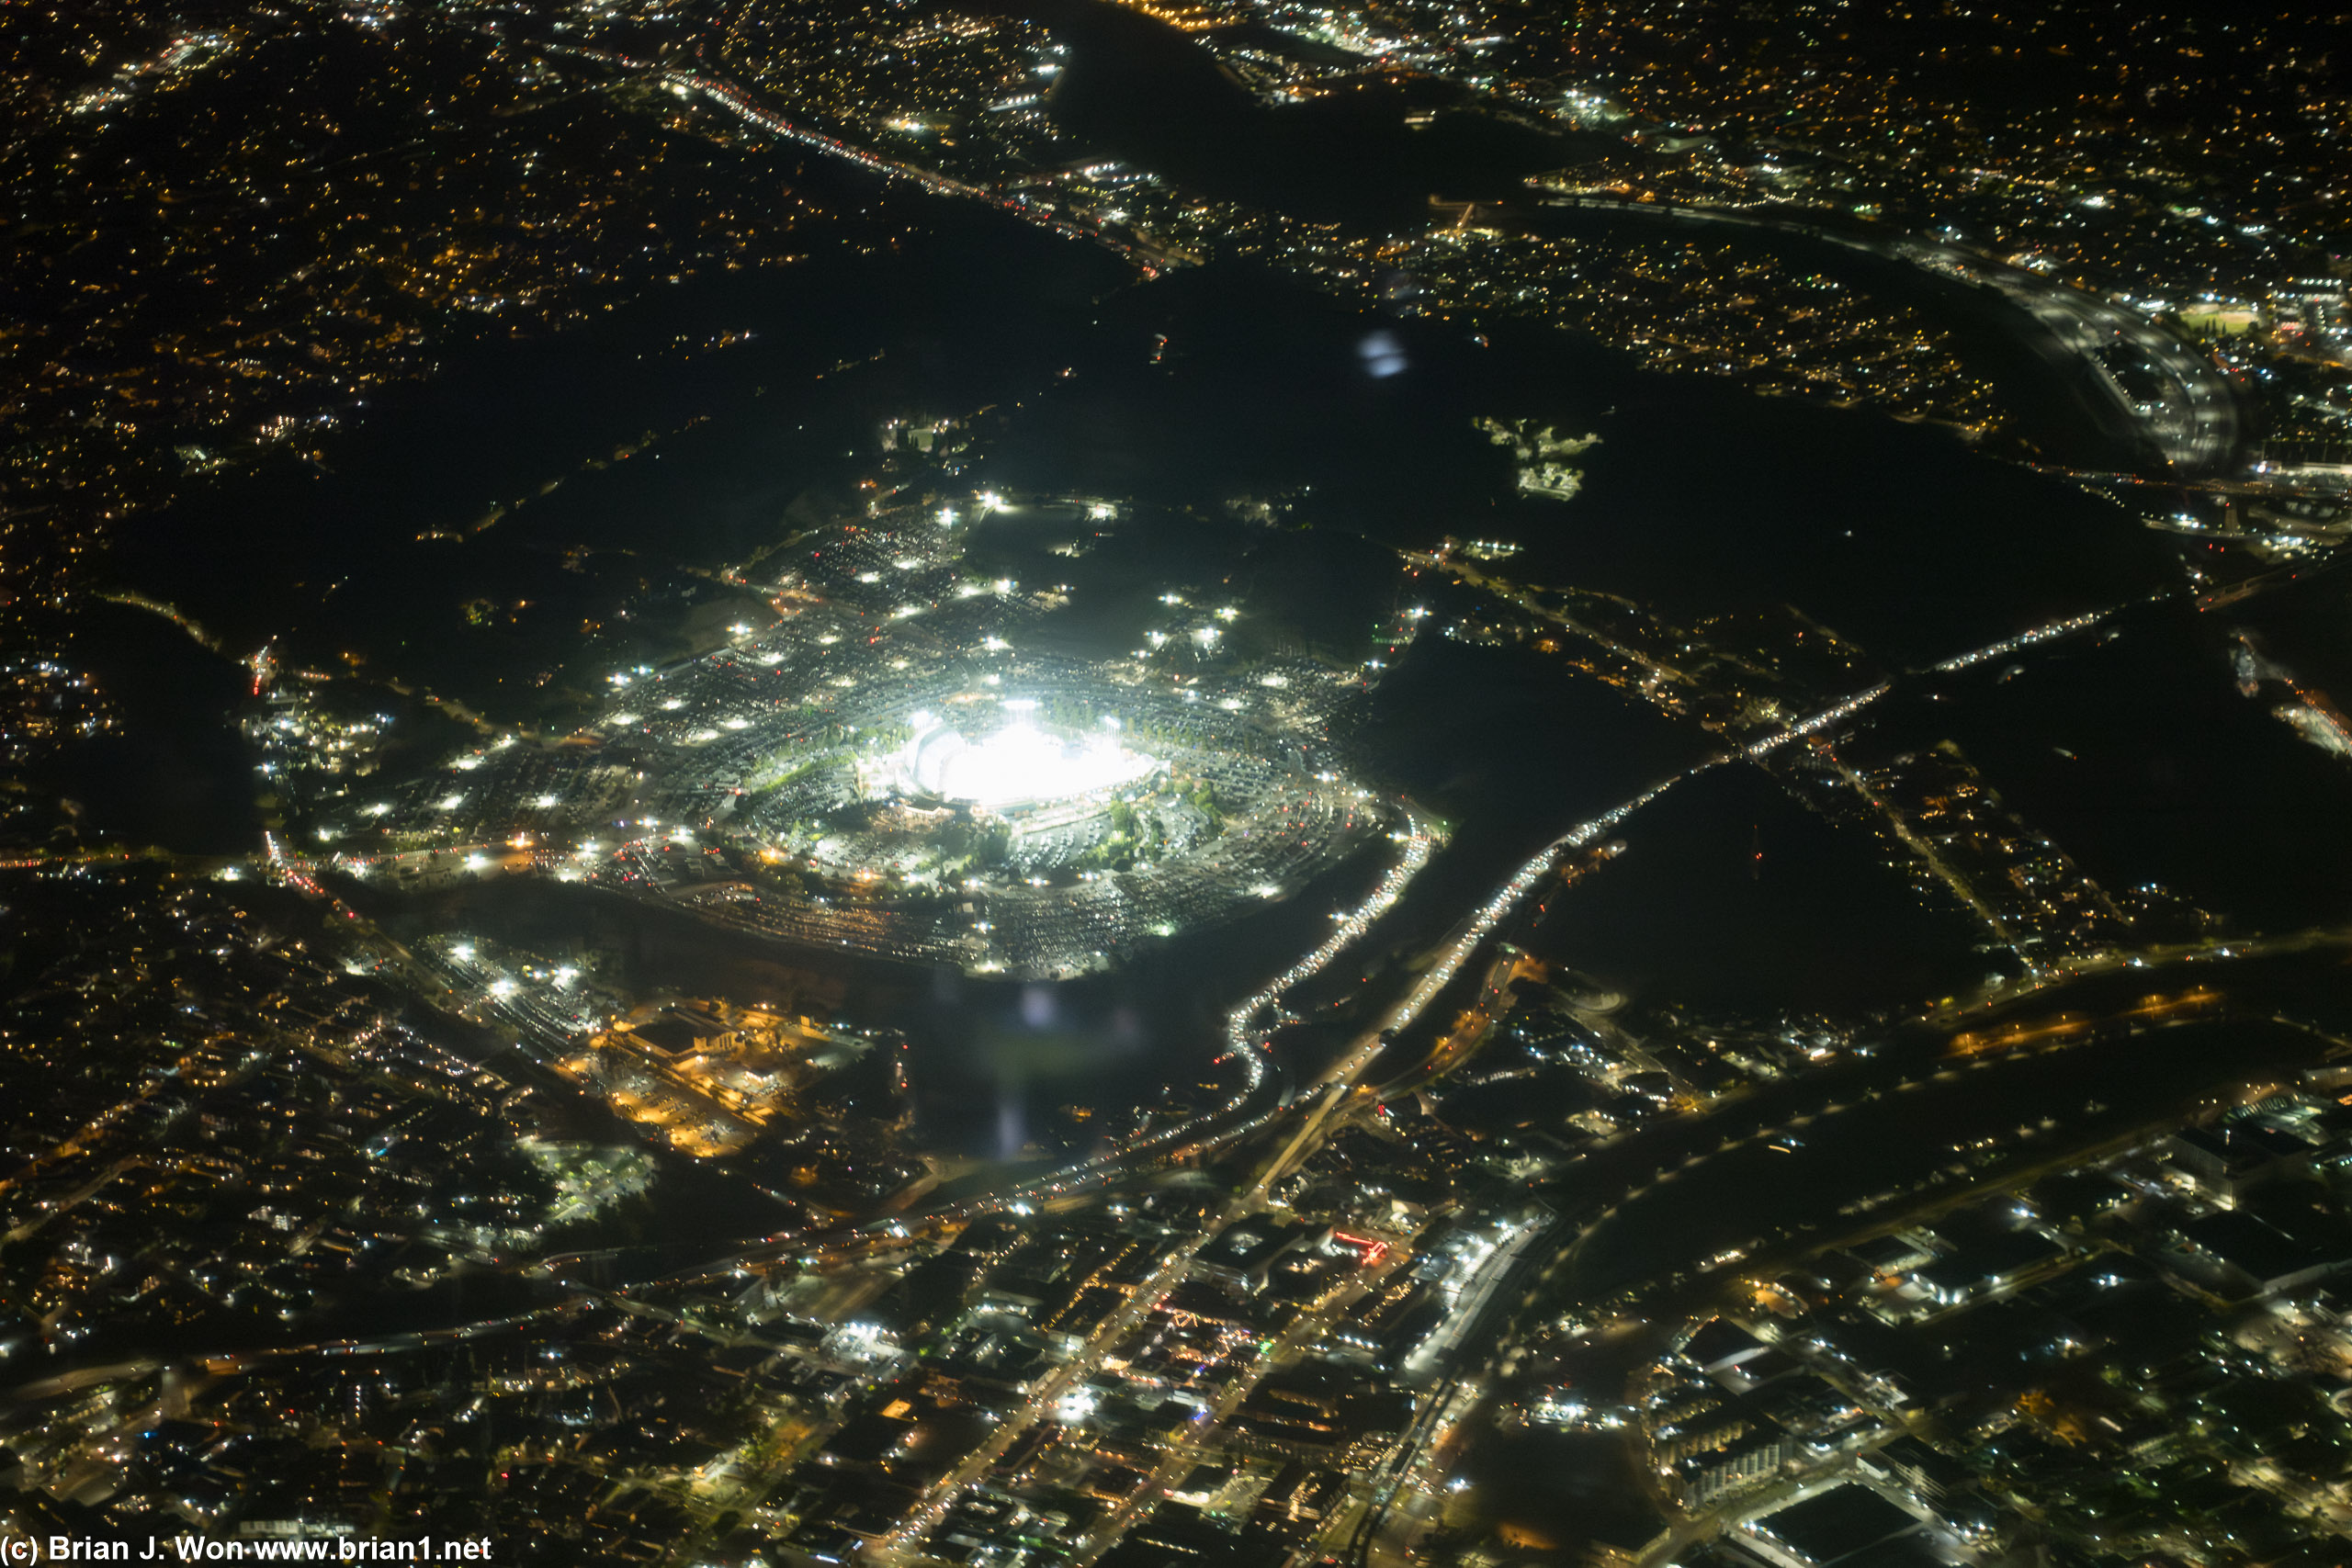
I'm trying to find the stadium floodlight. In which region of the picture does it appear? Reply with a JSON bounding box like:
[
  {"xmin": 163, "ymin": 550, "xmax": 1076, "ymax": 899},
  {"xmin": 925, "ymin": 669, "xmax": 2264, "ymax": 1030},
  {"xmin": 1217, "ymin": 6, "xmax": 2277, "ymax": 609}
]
[{"xmin": 904, "ymin": 713, "xmax": 1156, "ymax": 807}]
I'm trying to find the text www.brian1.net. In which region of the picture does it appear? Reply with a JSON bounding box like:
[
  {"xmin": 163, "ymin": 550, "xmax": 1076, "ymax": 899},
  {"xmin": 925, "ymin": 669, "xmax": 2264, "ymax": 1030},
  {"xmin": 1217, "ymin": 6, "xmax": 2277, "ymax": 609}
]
[{"xmin": 5, "ymin": 1540, "xmax": 496, "ymax": 1562}]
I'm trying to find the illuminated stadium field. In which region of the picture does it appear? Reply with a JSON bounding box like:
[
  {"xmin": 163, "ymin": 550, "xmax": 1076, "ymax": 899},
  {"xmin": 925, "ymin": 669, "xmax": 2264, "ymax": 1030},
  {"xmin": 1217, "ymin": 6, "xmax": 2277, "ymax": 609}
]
[
  {"xmin": 899, "ymin": 704, "xmax": 1159, "ymax": 808},
  {"xmin": 692, "ymin": 656, "xmax": 1385, "ymax": 978},
  {"xmin": 322, "ymin": 502, "xmax": 1403, "ymax": 979}
]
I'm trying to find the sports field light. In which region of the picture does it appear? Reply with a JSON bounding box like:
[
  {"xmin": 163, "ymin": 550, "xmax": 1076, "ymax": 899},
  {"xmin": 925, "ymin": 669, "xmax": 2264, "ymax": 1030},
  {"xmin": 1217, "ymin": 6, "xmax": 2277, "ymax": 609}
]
[{"xmin": 904, "ymin": 713, "xmax": 1156, "ymax": 807}]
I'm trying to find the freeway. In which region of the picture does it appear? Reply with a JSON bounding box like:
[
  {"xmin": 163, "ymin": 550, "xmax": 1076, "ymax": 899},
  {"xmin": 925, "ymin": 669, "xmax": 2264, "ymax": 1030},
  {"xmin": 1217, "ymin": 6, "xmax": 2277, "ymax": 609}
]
[
  {"xmin": 1238, "ymin": 778, "xmax": 1697, "ymax": 1213},
  {"xmin": 1532, "ymin": 194, "xmax": 2242, "ymax": 474},
  {"xmin": 1296, "ymin": 959, "xmax": 2347, "ymax": 1567},
  {"xmin": 669, "ymin": 70, "xmax": 1181, "ymax": 273},
  {"xmin": 1532, "ymin": 976, "xmax": 2351, "ymax": 1314},
  {"xmin": 852, "ymin": 759, "xmax": 1685, "ymax": 1558},
  {"xmin": 979, "ymin": 807, "xmax": 1446, "ymax": 1207},
  {"xmin": 538, "ymin": 36, "xmax": 1181, "ymax": 271},
  {"xmin": 666, "ymin": 773, "xmax": 1713, "ymax": 1561},
  {"xmin": 1426, "ymin": 538, "xmax": 2184, "ymax": 760},
  {"xmin": 1951, "ymin": 241, "xmax": 2239, "ymax": 471},
  {"xmin": 662, "ymin": 771, "xmax": 1693, "ymax": 1561}
]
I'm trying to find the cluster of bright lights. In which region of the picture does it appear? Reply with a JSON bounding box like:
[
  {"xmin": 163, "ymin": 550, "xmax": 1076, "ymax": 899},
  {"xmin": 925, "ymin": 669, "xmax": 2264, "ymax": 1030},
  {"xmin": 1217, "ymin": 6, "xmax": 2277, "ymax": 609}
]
[{"xmin": 903, "ymin": 711, "xmax": 1157, "ymax": 807}]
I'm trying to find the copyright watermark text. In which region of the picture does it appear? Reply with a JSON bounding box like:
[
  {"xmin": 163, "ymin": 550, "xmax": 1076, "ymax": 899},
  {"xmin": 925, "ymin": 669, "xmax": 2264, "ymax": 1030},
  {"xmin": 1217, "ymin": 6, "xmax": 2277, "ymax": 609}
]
[{"xmin": 3, "ymin": 1539, "xmax": 494, "ymax": 1563}]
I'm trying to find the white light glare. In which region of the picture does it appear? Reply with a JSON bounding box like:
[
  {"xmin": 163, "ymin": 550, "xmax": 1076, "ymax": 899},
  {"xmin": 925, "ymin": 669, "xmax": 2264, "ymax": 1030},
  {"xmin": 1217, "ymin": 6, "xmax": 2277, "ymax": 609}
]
[{"xmin": 905, "ymin": 716, "xmax": 1156, "ymax": 807}]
